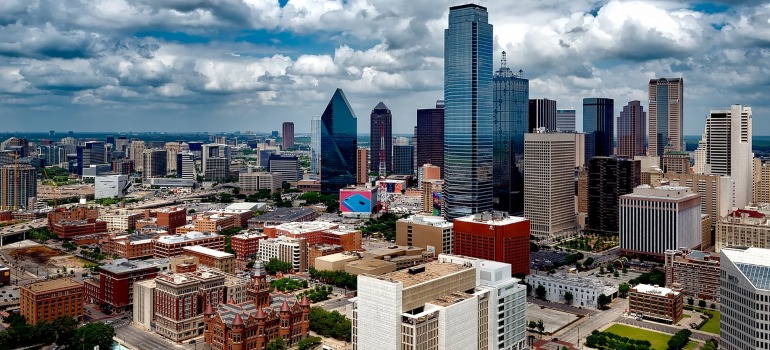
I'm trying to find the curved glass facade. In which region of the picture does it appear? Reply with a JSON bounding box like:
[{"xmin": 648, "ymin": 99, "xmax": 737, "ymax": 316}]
[
  {"xmin": 583, "ymin": 97, "xmax": 615, "ymax": 159},
  {"xmin": 444, "ymin": 4, "xmax": 493, "ymax": 219},
  {"xmin": 320, "ymin": 88, "xmax": 357, "ymax": 194}
]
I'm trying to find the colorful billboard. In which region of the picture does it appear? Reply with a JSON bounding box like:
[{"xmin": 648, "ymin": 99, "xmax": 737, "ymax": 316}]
[
  {"xmin": 377, "ymin": 179, "xmax": 405, "ymax": 193},
  {"xmin": 432, "ymin": 192, "xmax": 441, "ymax": 216},
  {"xmin": 340, "ymin": 190, "xmax": 374, "ymax": 213}
]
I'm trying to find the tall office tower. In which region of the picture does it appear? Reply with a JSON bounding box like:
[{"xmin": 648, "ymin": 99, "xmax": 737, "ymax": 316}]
[
  {"xmin": 164, "ymin": 142, "xmax": 183, "ymax": 175},
  {"xmin": 356, "ymin": 148, "xmax": 368, "ymax": 185},
  {"xmin": 281, "ymin": 122, "xmax": 295, "ymax": 150},
  {"xmin": 416, "ymin": 101, "xmax": 445, "ymax": 177},
  {"xmin": 353, "ymin": 255, "xmax": 527, "ymax": 350},
  {"xmin": 702, "ymin": 105, "xmax": 753, "ymax": 208},
  {"xmin": 720, "ymin": 247, "xmax": 770, "ymax": 350},
  {"xmin": 443, "ymin": 4, "xmax": 493, "ymax": 219},
  {"xmin": 556, "ymin": 108, "xmax": 576, "ymax": 132},
  {"xmin": 176, "ymin": 152, "xmax": 196, "ymax": 180},
  {"xmin": 370, "ymin": 102, "xmax": 393, "ymax": 176},
  {"xmin": 1, "ymin": 137, "xmax": 29, "ymax": 157},
  {"xmin": 392, "ymin": 137, "xmax": 414, "ymax": 176},
  {"xmin": 268, "ymin": 154, "xmax": 302, "ymax": 182},
  {"xmin": 493, "ymin": 54, "xmax": 529, "ymax": 215},
  {"xmin": 524, "ymin": 133, "xmax": 578, "ymax": 240},
  {"xmin": 310, "ymin": 116, "xmax": 321, "ymax": 175},
  {"xmin": 0, "ymin": 164, "xmax": 37, "ymax": 210},
  {"xmin": 528, "ymin": 98, "xmax": 556, "ymax": 132},
  {"xmin": 648, "ymin": 78, "xmax": 684, "ymax": 157},
  {"xmin": 662, "ymin": 150, "xmax": 690, "ymax": 174},
  {"xmin": 453, "ymin": 211, "xmax": 530, "ymax": 276},
  {"xmin": 587, "ymin": 157, "xmax": 641, "ymax": 235},
  {"xmin": 693, "ymin": 135, "xmax": 707, "ymax": 174},
  {"xmin": 583, "ymin": 98, "xmax": 614, "ymax": 159},
  {"xmin": 76, "ymin": 141, "xmax": 106, "ymax": 176},
  {"xmin": 115, "ymin": 137, "xmax": 129, "ymax": 153},
  {"xmin": 619, "ymin": 185, "xmax": 701, "ymax": 258},
  {"xmin": 412, "ymin": 126, "xmax": 418, "ymax": 176},
  {"xmin": 320, "ymin": 89, "xmax": 357, "ymax": 194},
  {"xmin": 142, "ymin": 149, "xmax": 167, "ymax": 180},
  {"xmin": 758, "ymin": 162, "xmax": 770, "ymax": 204},
  {"xmin": 617, "ymin": 100, "xmax": 646, "ymax": 158},
  {"xmin": 202, "ymin": 144, "xmax": 231, "ymax": 182},
  {"xmin": 129, "ymin": 140, "xmax": 146, "ymax": 171}
]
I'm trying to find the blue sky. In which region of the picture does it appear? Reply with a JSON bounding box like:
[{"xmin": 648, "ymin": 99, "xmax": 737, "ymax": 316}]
[{"xmin": 1, "ymin": 0, "xmax": 769, "ymax": 136}]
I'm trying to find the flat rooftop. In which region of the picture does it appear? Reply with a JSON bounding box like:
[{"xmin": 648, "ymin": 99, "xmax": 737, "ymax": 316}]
[
  {"xmin": 365, "ymin": 245, "xmax": 424, "ymax": 258},
  {"xmin": 429, "ymin": 291, "xmax": 474, "ymax": 307},
  {"xmin": 634, "ymin": 284, "xmax": 678, "ymax": 296},
  {"xmin": 23, "ymin": 278, "xmax": 82, "ymax": 293},
  {"xmin": 347, "ymin": 258, "xmax": 395, "ymax": 270},
  {"xmin": 155, "ymin": 231, "xmax": 220, "ymax": 244},
  {"xmin": 317, "ymin": 253, "xmax": 360, "ymax": 263},
  {"xmin": 454, "ymin": 212, "xmax": 528, "ymax": 226},
  {"xmin": 100, "ymin": 259, "xmax": 159, "ymax": 274},
  {"xmin": 269, "ymin": 221, "xmax": 337, "ymax": 234},
  {"xmin": 372, "ymin": 261, "xmax": 470, "ymax": 288},
  {"xmin": 183, "ymin": 245, "xmax": 234, "ymax": 258},
  {"xmin": 251, "ymin": 207, "xmax": 316, "ymax": 222}
]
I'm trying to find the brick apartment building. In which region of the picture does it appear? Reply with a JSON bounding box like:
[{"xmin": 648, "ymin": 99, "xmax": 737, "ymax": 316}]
[
  {"xmin": 20, "ymin": 278, "xmax": 83, "ymax": 325},
  {"xmin": 50, "ymin": 218, "xmax": 108, "ymax": 238},
  {"xmin": 321, "ymin": 227, "xmax": 362, "ymax": 252},
  {"xmin": 157, "ymin": 207, "xmax": 187, "ymax": 233},
  {"xmin": 47, "ymin": 206, "xmax": 98, "ymax": 227},
  {"xmin": 664, "ymin": 248, "xmax": 721, "ymax": 301},
  {"xmin": 453, "ymin": 211, "xmax": 530, "ymax": 276},
  {"xmin": 153, "ymin": 232, "xmax": 224, "ymax": 258},
  {"xmin": 109, "ymin": 233, "xmax": 158, "ymax": 259},
  {"xmin": 263, "ymin": 221, "xmax": 338, "ymax": 245},
  {"xmin": 231, "ymin": 231, "xmax": 268, "ymax": 261},
  {"xmin": 629, "ymin": 284, "xmax": 684, "ymax": 324},
  {"xmin": 99, "ymin": 259, "xmax": 161, "ymax": 312},
  {"xmin": 177, "ymin": 214, "xmax": 238, "ymax": 234},
  {"xmin": 155, "ymin": 270, "xmax": 226, "ymax": 342},
  {"xmin": 182, "ymin": 245, "xmax": 235, "ymax": 274}
]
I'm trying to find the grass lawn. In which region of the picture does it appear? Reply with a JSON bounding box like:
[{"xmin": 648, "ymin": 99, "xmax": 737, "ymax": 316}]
[
  {"xmin": 682, "ymin": 314, "xmax": 691, "ymax": 318},
  {"xmin": 699, "ymin": 311, "xmax": 720, "ymax": 334},
  {"xmin": 605, "ymin": 324, "xmax": 697, "ymax": 350}
]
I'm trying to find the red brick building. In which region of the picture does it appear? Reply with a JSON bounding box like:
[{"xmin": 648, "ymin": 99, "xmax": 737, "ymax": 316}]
[
  {"xmin": 108, "ymin": 233, "xmax": 157, "ymax": 259},
  {"xmin": 155, "ymin": 270, "xmax": 227, "ymax": 342},
  {"xmin": 204, "ymin": 262, "xmax": 310, "ymax": 349},
  {"xmin": 153, "ymin": 232, "xmax": 225, "ymax": 258},
  {"xmin": 47, "ymin": 206, "xmax": 99, "ymax": 226},
  {"xmin": 20, "ymin": 278, "xmax": 83, "ymax": 325},
  {"xmin": 231, "ymin": 232, "xmax": 268, "ymax": 261},
  {"xmin": 453, "ymin": 211, "xmax": 530, "ymax": 276},
  {"xmin": 157, "ymin": 207, "xmax": 187, "ymax": 234},
  {"xmin": 99, "ymin": 259, "xmax": 160, "ymax": 312},
  {"xmin": 50, "ymin": 218, "xmax": 108, "ymax": 238},
  {"xmin": 321, "ymin": 228, "xmax": 362, "ymax": 252},
  {"xmin": 629, "ymin": 284, "xmax": 684, "ymax": 324}
]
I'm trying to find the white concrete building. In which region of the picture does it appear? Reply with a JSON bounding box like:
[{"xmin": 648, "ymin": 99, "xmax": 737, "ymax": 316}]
[
  {"xmin": 703, "ymin": 105, "xmax": 753, "ymax": 208},
  {"xmin": 620, "ymin": 185, "xmax": 702, "ymax": 258},
  {"xmin": 238, "ymin": 172, "xmax": 282, "ymax": 193},
  {"xmin": 95, "ymin": 175, "xmax": 128, "ymax": 199},
  {"xmin": 132, "ymin": 279, "xmax": 156, "ymax": 331},
  {"xmin": 525, "ymin": 273, "xmax": 618, "ymax": 308},
  {"xmin": 353, "ymin": 254, "xmax": 527, "ymax": 350},
  {"xmin": 258, "ymin": 236, "xmax": 307, "ymax": 272},
  {"xmin": 524, "ymin": 133, "xmax": 580, "ymax": 240},
  {"xmin": 101, "ymin": 210, "xmax": 142, "ymax": 232},
  {"xmin": 720, "ymin": 246, "xmax": 770, "ymax": 350},
  {"xmin": 176, "ymin": 151, "xmax": 196, "ymax": 180}
]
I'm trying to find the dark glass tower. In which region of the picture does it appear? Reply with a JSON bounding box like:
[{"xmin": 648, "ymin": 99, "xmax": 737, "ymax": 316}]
[
  {"xmin": 528, "ymin": 98, "xmax": 556, "ymax": 132},
  {"xmin": 587, "ymin": 157, "xmax": 640, "ymax": 234},
  {"xmin": 583, "ymin": 98, "xmax": 615, "ymax": 159},
  {"xmin": 369, "ymin": 102, "xmax": 393, "ymax": 176},
  {"xmin": 493, "ymin": 55, "xmax": 529, "ymax": 215},
  {"xmin": 320, "ymin": 88, "xmax": 357, "ymax": 194},
  {"xmin": 444, "ymin": 4, "xmax": 493, "ymax": 219},
  {"xmin": 393, "ymin": 138, "xmax": 414, "ymax": 176},
  {"xmin": 416, "ymin": 101, "xmax": 444, "ymax": 177},
  {"xmin": 617, "ymin": 100, "xmax": 646, "ymax": 158}
]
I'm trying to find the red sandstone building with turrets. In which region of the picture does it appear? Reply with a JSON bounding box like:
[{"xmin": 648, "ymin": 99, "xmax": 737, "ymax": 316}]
[{"xmin": 203, "ymin": 262, "xmax": 310, "ymax": 349}]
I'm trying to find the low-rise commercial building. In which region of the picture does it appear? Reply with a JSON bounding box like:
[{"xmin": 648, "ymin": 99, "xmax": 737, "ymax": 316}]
[
  {"xmin": 178, "ymin": 213, "xmax": 238, "ymax": 234},
  {"xmin": 525, "ymin": 273, "xmax": 618, "ymax": 309},
  {"xmin": 20, "ymin": 278, "xmax": 83, "ymax": 325},
  {"xmin": 95, "ymin": 175, "xmax": 129, "ymax": 199},
  {"xmin": 308, "ymin": 244, "xmax": 344, "ymax": 268},
  {"xmin": 230, "ymin": 231, "xmax": 268, "ymax": 261},
  {"xmin": 263, "ymin": 221, "xmax": 338, "ymax": 245},
  {"xmin": 247, "ymin": 207, "xmax": 317, "ymax": 229},
  {"xmin": 133, "ymin": 279, "xmax": 156, "ymax": 331},
  {"xmin": 182, "ymin": 245, "xmax": 235, "ymax": 274},
  {"xmin": 101, "ymin": 210, "xmax": 142, "ymax": 233},
  {"xmin": 238, "ymin": 172, "xmax": 282, "ymax": 193},
  {"xmin": 453, "ymin": 211, "xmax": 530, "ymax": 276},
  {"xmin": 716, "ymin": 208, "xmax": 770, "ymax": 252},
  {"xmin": 664, "ymin": 248, "xmax": 720, "ymax": 301},
  {"xmin": 50, "ymin": 218, "xmax": 108, "ymax": 238},
  {"xmin": 99, "ymin": 259, "xmax": 161, "ymax": 312},
  {"xmin": 629, "ymin": 284, "xmax": 684, "ymax": 324},
  {"xmin": 396, "ymin": 215, "xmax": 453, "ymax": 255},
  {"xmin": 257, "ymin": 236, "xmax": 308, "ymax": 272},
  {"xmin": 153, "ymin": 232, "xmax": 224, "ymax": 258},
  {"xmin": 109, "ymin": 233, "xmax": 157, "ymax": 259},
  {"xmin": 314, "ymin": 252, "xmax": 360, "ymax": 272},
  {"xmin": 345, "ymin": 258, "xmax": 397, "ymax": 276},
  {"xmin": 321, "ymin": 227, "xmax": 362, "ymax": 251}
]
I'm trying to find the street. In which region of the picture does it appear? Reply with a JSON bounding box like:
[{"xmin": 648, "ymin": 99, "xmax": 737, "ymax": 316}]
[
  {"xmin": 555, "ymin": 297, "xmax": 628, "ymax": 346},
  {"xmin": 115, "ymin": 324, "xmax": 197, "ymax": 350}
]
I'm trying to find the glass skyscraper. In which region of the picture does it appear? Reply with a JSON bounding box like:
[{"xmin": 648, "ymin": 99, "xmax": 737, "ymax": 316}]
[
  {"xmin": 310, "ymin": 116, "xmax": 321, "ymax": 175},
  {"xmin": 370, "ymin": 102, "xmax": 393, "ymax": 176},
  {"xmin": 320, "ymin": 88, "xmax": 357, "ymax": 194},
  {"xmin": 493, "ymin": 55, "xmax": 529, "ymax": 215},
  {"xmin": 416, "ymin": 100, "xmax": 444, "ymax": 178},
  {"xmin": 444, "ymin": 4, "xmax": 494, "ymax": 219},
  {"xmin": 648, "ymin": 78, "xmax": 684, "ymax": 157},
  {"xmin": 583, "ymin": 97, "xmax": 615, "ymax": 159}
]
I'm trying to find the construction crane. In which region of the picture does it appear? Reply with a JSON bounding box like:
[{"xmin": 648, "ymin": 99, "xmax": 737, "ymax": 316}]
[{"xmin": 41, "ymin": 167, "xmax": 58, "ymax": 208}]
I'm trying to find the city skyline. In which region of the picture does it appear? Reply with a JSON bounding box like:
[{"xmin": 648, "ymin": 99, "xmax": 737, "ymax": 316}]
[{"xmin": 2, "ymin": 1, "xmax": 769, "ymax": 135}]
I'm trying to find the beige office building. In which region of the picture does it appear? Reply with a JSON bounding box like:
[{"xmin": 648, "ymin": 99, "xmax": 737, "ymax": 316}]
[
  {"xmin": 396, "ymin": 215, "xmax": 453, "ymax": 255},
  {"xmin": 648, "ymin": 78, "xmax": 684, "ymax": 157},
  {"xmin": 665, "ymin": 173, "xmax": 734, "ymax": 227},
  {"xmin": 716, "ymin": 208, "xmax": 770, "ymax": 252},
  {"xmin": 756, "ymin": 161, "xmax": 770, "ymax": 204}
]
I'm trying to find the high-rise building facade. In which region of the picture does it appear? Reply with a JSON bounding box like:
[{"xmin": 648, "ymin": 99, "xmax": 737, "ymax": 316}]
[
  {"xmin": 587, "ymin": 157, "xmax": 640, "ymax": 234},
  {"xmin": 176, "ymin": 152, "xmax": 196, "ymax": 180},
  {"xmin": 282, "ymin": 122, "xmax": 295, "ymax": 150},
  {"xmin": 493, "ymin": 58, "xmax": 529, "ymax": 215},
  {"xmin": 619, "ymin": 186, "xmax": 701, "ymax": 258},
  {"xmin": 370, "ymin": 102, "xmax": 393, "ymax": 175},
  {"xmin": 310, "ymin": 116, "xmax": 321, "ymax": 175},
  {"xmin": 356, "ymin": 148, "xmax": 368, "ymax": 185},
  {"xmin": 716, "ymin": 208, "xmax": 770, "ymax": 252},
  {"xmin": 556, "ymin": 108, "xmax": 576, "ymax": 132},
  {"xmin": 393, "ymin": 137, "xmax": 414, "ymax": 176},
  {"xmin": 353, "ymin": 255, "xmax": 527, "ymax": 350},
  {"xmin": 524, "ymin": 133, "xmax": 578, "ymax": 240},
  {"xmin": 453, "ymin": 211, "xmax": 530, "ymax": 276},
  {"xmin": 443, "ymin": 4, "xmax": 493, "ymax": 219},
  {"xmin": 416, "ymin": 101, "xmax": 444, "ymax": 177},
  {"xmin": 758, "ymin": 162, "xmax": 770, "ymax": 204},
  {"xmin": 164, "ymin": 142, "xmax": 186, "ymax": 174},
  {"xmin": 320, "ymin": 89, "xmax": 357, "ymax": 194},
  {"xmin": 202, "ymin": 144, "xmax": 230, "ymax": 182},
  {"xmin": 583, "ymin": 98, "xmax": 614, "ymax": 159},
  {"xmin": 129, "ymin": 140, "xmax": 146, "ymax": 171},
  {"xmin": 702, "ymin": 105, "xmax": 753, "ymax": 208},
  {"xmin": 142, "ymin": 149, "xmax": 167, "ymax": 180},
  {"xmin": 0, "ymin": 164, "xmax": 37, "ymax": 211},
  {"xmin": 268, "ymin": 154, "xmax": 302, "ymax": 182},
  {"xmin": 648, "ymin": 78, "xmax": 684, "ymax": 157},
  {"xmin": 617, "ymin": 100, "xmax": 646, "ymax": 158},
  {"xmin": 528, "ymin": 98, "xmax": 556, "ymax": 132},
  {"xmin": 720, "ymin": 246, "xmax": 770, "ymax": 350}
]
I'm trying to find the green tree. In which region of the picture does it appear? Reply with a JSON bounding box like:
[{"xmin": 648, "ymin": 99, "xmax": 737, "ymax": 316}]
[
  {"xmin": 536, "ymin": 319, "xmax": 545, "ymax": 334},
  {"xmin": 71, "ymin": 323, "xmax": 115, "ymax": 350},
  {"xmin": 564, "ymin": 291, "xmax": 573, "ymax": 305},
  {"xmin": 666, "ymin": 329, "xmax": 691, "ymax": 350},
  {"xmin": 266, "ymin": 337, "xmax": 287, "ymax": 350},
  {"xmin": 613, "ymin": 271, "xmax": 619, "ymax": 277},
  {"xmin": 622, "ymin": 267, "xmax": 628, "ymax": 274},
  {"xmin": 297, "ymin": 336, "xmax": 322, "ymax": 350},
  {"xmin": 687, "ymin": 297, "xmax": 694, "ymax": 306},
  {"xmin": 528, "ymin": 321, "xmax": 537, "ymax": 330},
  {"xmin": 618, "ymin": 282, "xmax": 630, "ymax": 298},
  {"xmin": 698, "ymin": 299, "xmax": 707, "ymax": 308},
  {"xmin": 597, "ymin": 294, "xmax": 611, "ymax": 309},
  {"xmin": 308, "ymin": 307, "xmax": 352, "ymax": 341},
  {"xmin": 710, "ymin": 303, "xmax": 716, "ymax": 309},
  {"xmin": 535, "ymin": 285, "xmax": 546, "ymax": 299},
  {"xmin": 265, "ymin": 258, "xmax": 293, "ymax": 274},
  {"xmin": 583, "ymin": 257, "xmax": 594, "ymax": 267}
]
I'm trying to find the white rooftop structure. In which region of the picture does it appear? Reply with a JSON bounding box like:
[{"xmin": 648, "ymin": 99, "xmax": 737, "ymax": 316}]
[
  {"xmin": 155, "ymin": 231, "xmax": 220, "ymax": 244},
  {"xmin": 268, "ymin": 221, "xmax": 338, "ymax": 234},
  {"xmin": 624, "ymin": 185, "xmax": 696, "ymax": 199},
  {"xmin": 634, "ymin": 284, "xmax": 678, "ymax": 296},
  {"xmin": 225, "ymin": 202, "xmax": 266, "ymax": 212},
  {"xmin": 454, "ymin": 211, "xmax": 528, "ymax": 226},
  {"xmin": 400, "ymin": 214, "xmax": 453, "ymax": 228},
  {"xmin": 183, "ymin": 245, "xmax": 234, "ymax": 258}
]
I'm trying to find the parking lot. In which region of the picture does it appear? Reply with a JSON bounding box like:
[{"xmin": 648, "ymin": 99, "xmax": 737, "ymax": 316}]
[
  {"xmin": 526, "ymin": 303, "xmax": 581, "ymax": 334},
  {"xmin": 530, "ymin": 250, "xmax": 569, "ymax": 270}
]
